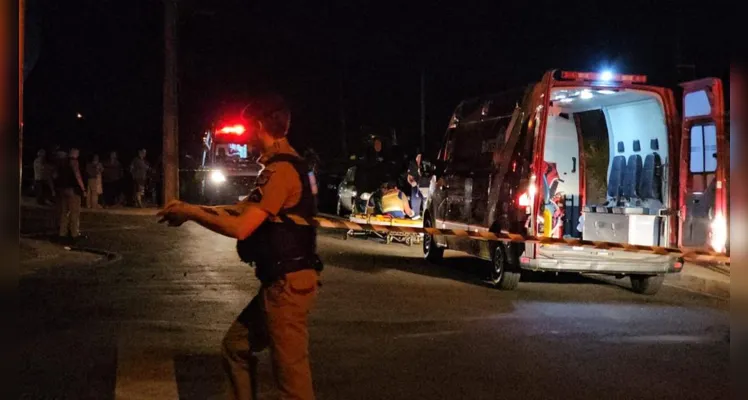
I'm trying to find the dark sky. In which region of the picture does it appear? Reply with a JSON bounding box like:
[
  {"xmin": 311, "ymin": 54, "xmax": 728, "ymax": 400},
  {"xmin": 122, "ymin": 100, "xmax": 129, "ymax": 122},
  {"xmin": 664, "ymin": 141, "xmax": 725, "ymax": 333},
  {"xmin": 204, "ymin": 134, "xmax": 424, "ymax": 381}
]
[{"xmin": 22, "ymin": 0, "xmax": 728, "ymax": 164}]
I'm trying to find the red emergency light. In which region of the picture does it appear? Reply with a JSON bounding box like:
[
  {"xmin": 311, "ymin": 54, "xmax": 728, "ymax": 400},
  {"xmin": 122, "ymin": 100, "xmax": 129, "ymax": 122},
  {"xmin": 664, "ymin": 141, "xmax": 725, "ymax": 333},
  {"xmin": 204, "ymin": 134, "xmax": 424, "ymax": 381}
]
[
  {"xmin": 217, "ymin": 124, "xmax": 246, "ymax": 135},
  {"xmin": 560, "ymin": 71, "xmax": 647, "ymax": 84}
]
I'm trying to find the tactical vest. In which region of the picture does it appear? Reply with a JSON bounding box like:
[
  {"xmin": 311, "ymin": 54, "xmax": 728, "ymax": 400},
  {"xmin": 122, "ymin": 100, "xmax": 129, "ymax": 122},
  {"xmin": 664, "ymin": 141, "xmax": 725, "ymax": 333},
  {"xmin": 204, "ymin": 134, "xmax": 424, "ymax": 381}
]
[{"xmin": 236, "ymin": 154, "xmax": 320, "ymax": 282}]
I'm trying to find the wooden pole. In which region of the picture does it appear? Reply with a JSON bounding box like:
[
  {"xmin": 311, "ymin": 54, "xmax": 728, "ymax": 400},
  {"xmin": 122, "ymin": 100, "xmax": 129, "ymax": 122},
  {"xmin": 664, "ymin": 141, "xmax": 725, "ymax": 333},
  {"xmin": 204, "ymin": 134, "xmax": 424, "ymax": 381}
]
[
  {"xmin": 19, "ymin": 0, "xmax": 25, "ymax": 223},
  {"xmin": 420, "ymin": 68, "xmax": 425, "ymax": 153},
  {"xmin": 339, "ymin": 60, "xmax": 348, "ymax": 157},
  {"xmin": 162, "ymin": 0, "xmax": 179, "ymax": 204}
]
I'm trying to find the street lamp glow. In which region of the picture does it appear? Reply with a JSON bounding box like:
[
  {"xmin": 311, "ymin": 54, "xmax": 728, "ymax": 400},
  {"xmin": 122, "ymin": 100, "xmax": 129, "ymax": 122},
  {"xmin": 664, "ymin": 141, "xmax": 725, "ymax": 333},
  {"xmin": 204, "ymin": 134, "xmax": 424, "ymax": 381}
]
[{"xmin": 76, "ymin": 113, "xmax": 83, "ymax": 119}]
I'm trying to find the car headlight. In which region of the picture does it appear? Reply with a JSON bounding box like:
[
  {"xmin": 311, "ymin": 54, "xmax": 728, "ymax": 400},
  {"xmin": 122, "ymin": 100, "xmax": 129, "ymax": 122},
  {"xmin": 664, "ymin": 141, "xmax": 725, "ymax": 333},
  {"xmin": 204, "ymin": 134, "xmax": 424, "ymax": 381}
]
[{"xmin": 210, "ymin": 170, "xmax": 227, "ymax": 184}]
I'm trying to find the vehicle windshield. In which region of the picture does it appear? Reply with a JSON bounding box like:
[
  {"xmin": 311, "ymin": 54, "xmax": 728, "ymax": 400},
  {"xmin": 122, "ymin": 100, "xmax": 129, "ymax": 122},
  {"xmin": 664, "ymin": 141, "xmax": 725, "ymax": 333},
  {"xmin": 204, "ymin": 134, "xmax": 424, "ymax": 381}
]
[{"xmin": 214, "ymin": 143, "xmax": 255, "ymax": 164}]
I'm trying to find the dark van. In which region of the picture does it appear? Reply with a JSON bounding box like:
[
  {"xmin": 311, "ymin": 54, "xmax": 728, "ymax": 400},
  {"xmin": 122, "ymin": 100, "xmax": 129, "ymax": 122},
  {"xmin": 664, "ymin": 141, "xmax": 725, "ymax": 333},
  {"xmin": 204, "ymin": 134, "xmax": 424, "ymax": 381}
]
[{"xmin": 424, "ymin": 70, "xmax": 728, "ymax": 294}]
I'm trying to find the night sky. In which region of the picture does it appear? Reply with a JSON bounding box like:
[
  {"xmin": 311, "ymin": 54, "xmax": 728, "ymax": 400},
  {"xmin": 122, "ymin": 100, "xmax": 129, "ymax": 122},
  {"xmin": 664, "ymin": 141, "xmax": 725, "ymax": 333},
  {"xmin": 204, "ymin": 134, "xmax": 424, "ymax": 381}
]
[{"xmin": 22, "ymin": 0, "xmax": 728, "ymax": 165}]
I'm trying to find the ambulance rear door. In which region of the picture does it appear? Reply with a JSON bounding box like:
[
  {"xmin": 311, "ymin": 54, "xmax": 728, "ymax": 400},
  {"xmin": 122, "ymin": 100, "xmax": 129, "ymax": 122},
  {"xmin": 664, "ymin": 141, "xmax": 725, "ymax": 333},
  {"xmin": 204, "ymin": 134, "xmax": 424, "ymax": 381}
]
[{"xmin": 678, "ymin": 78, "xmax": 728, "ymax": 253}]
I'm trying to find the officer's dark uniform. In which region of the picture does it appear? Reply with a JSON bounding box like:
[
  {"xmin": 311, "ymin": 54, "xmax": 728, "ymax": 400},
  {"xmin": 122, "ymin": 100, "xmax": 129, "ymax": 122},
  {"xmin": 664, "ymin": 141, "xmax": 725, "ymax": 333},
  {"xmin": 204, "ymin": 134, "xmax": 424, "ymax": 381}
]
[{"xmin": 222, "ymin": 139, "xmax": 321, "ymax": 400}]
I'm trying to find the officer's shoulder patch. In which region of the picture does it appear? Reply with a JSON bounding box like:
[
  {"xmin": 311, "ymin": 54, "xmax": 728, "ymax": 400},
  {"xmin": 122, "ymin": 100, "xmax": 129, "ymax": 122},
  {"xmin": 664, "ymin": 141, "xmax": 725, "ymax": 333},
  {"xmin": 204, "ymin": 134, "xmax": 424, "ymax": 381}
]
[{"xmin": 255, "ymin": 167, "xmax": 275, "ymax": 187}]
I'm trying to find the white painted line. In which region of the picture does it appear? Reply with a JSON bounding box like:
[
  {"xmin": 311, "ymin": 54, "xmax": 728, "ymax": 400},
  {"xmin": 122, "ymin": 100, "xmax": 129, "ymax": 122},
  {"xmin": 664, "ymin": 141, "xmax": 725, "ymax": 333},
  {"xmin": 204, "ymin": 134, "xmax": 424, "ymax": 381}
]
[
  {"xmin": 114, "ymin": 334, "xmax": 179, "ymax": 400},
  {"xmin": 393, "ymin": 330, "xmax": 462, "ymax": 339}
]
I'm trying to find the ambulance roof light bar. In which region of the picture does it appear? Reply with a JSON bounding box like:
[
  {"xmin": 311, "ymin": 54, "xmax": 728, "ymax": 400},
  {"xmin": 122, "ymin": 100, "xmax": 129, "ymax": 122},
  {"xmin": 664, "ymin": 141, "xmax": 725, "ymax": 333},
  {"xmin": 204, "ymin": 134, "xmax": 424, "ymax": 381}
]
[
  {"xmin": 560, "ymin": 70, "xmax": 647, "ymax": 84},
  {"xmin": 217, "ymin": 124, "xmax": 246, "ymax": 135}
]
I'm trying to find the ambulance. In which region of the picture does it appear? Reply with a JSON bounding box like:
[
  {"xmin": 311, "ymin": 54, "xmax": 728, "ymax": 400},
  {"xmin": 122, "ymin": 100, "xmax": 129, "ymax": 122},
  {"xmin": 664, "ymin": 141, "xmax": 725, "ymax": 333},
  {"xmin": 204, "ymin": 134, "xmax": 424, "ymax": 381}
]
[
  {"xmin": 198, "ymin": 123, "xmax": 262, "ymax": 205},
  {"xmin": 424, "ymin": 70, "xmax": 727, "ymax": 294}
]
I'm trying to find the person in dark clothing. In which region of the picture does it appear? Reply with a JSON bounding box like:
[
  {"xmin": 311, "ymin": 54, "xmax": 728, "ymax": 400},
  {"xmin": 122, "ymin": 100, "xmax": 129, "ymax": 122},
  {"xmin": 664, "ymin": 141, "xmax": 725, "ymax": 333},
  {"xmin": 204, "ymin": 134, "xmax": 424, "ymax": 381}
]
[
  {"xmin": 407, "ymin": 153, "xmax": 425, "ymax": 216},
  {"xmin": 102, "ymin": 151, "xmax": 124, "ymax": 207},
  {"xmin": 130, "ymin": 149, "xmax": 149, "ymax": 207}
]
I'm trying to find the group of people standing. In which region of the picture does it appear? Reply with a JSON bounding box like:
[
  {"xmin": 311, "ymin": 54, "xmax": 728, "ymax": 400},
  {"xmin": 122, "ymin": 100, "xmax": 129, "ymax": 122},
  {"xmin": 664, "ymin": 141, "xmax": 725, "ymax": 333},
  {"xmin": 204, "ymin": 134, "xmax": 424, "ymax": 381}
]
[{"xmin": 32, "ymin": 147, "xmax": 152, "ymax": 242}]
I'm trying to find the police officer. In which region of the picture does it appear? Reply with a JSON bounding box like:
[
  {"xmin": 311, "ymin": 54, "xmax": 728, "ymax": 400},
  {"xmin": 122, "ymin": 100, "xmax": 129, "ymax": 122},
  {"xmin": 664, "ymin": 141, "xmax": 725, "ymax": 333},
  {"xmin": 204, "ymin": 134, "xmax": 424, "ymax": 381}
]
[{"xmin": 157, "ymin": 94, "xmax": 321, "ymax": 400}]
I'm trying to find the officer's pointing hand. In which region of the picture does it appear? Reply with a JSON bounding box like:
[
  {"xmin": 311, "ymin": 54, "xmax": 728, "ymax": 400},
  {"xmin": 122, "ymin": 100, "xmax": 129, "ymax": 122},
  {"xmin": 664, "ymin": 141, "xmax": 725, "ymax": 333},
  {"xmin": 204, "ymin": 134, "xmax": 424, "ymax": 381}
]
[{"xmin": 157, "ymin": 200, "xmax": 192, "ymax": 227}]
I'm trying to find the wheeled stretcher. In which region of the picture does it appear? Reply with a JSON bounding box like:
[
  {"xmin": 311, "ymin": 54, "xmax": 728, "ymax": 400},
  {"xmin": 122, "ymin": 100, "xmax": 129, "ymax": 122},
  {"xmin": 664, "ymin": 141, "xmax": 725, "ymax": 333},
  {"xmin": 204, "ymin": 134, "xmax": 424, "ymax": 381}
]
[{"xmin": 345, "ymin": 213, "xmax": 424, "ymax": 246}]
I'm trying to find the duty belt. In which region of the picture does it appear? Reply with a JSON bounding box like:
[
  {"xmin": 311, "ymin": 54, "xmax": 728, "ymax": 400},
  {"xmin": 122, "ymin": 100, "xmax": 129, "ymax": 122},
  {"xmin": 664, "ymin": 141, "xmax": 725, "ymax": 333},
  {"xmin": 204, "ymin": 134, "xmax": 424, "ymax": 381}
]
[{"xmin": 256, "ymin": 255, "xmax": 323, "ymax": 284}]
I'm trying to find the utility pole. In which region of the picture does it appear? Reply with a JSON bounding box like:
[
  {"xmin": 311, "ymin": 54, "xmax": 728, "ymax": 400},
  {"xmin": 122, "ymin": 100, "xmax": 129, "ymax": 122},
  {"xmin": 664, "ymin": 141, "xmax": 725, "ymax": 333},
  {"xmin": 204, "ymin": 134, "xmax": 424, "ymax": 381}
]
[
  {"xmin": 19, "ymin": 0, "xmax": 25, "ymax": 228},
  {"xmin": 420, "ymin": 68, "xmax": 426, "ymax": 153},
  {"xmin": 674, "ymin": 21, "xmax": 695, "ymax": 82},
  {"xmin": 162, "ymin": 0, "xmax": 179, "ymax": 204},
  {"xmin": 339, "ymin": 60, "xmax": 348, "ymax": 157}
]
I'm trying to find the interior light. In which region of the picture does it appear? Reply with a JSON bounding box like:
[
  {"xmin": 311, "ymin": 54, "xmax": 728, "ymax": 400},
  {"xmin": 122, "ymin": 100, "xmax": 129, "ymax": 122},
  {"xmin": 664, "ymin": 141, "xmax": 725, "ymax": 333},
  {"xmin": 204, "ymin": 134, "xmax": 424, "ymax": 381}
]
[{"xmin": 580, "ymin": 90, "xmax": 593, "ymax": 100}]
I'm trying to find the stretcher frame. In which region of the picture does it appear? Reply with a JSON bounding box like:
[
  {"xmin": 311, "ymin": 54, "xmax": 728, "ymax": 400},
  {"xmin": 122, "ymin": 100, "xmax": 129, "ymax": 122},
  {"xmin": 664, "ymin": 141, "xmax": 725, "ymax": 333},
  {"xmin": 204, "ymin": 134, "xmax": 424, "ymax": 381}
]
[{"xmin": 345, "ymin": 214, "xmax": 424, "ymax": 246}]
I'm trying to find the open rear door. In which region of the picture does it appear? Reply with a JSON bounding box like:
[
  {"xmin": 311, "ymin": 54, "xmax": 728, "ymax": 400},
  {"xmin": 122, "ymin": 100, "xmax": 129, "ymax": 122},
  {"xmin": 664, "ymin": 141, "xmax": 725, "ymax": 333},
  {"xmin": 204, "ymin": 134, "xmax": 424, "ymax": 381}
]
[{"xmin": 678, "ymin": 78, "xmax": 728, "ymax": 253}]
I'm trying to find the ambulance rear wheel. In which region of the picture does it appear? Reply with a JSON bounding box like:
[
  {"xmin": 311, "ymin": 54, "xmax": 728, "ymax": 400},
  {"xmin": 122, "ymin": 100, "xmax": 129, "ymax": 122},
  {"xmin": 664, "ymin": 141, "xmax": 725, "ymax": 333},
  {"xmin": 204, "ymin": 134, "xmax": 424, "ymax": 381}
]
[
  {"xmin": 630, "ymin": 274, "xmax": 664, "ymax": 295},
  {"xmin": 491, "ymin": 244, "xmax": 520, "ymax": 290},
  {"xmin": 423, "ymin": 215, "xmax": 443, "ymax": 263}
]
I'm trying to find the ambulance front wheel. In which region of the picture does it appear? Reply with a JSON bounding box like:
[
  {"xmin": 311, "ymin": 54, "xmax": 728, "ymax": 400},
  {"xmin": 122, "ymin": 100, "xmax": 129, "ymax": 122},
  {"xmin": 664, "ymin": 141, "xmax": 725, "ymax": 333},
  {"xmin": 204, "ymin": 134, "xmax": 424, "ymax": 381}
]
[{"xmin": 629, "ymin": 274, "xmax": 664, "ymax": 295}]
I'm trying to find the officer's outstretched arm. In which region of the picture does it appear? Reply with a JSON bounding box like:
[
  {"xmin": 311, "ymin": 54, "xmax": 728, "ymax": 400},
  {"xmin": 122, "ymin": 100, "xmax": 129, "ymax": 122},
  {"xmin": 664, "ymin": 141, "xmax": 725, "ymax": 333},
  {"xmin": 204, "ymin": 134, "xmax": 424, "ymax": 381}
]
[
  {"xmin": 203, "ymin": 200, "xmax": 252, "ymax": 217},
  {"xmin": 158, "ymin": 200, "xmax": 269, "ymax": 240},
  {"xmin": 190, "ymin": 203, "xmax": 269, "ymax": 240}
]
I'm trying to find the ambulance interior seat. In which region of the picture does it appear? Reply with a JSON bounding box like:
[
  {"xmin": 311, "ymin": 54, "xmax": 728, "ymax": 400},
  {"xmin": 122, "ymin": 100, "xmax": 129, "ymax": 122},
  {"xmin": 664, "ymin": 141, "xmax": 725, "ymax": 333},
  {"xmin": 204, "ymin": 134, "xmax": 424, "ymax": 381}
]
[
  {"xmin": 605, "ymin": 141, "xmax": 626, "ymax": 205},
  {"xmin": 639, "ymin": 138, "xmax": 664, "ymax": 210},
  {"xmin": 621, "ymin": 140, "xmax": 643, "ymax": 204}
]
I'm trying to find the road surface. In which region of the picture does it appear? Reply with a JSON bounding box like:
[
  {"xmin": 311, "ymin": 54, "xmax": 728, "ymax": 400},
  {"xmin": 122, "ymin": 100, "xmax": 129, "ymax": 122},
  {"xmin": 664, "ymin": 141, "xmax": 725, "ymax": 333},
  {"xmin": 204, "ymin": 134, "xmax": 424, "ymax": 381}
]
[{"xmin": 18, "ymin": 211, "xmax": 729, "ymax": 399}]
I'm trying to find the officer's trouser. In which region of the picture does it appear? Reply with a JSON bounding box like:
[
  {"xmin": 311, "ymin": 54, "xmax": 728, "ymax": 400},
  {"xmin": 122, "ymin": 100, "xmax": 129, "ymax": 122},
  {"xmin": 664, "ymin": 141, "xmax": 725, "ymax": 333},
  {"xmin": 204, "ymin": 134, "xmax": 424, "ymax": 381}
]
[{"xmin": 222, "ymin": 269, "xmax": 318, "ymax": 400}]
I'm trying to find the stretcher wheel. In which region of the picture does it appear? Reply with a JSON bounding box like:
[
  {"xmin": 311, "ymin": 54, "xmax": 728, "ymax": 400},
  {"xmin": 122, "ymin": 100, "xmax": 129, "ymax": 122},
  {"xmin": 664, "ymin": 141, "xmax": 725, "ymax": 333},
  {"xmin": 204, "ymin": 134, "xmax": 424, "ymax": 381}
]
[
  {"xmin": 386, "ymin": 235, "xmax": 392, "ymax": 244},
  {"xmin": 405, "ymin": 237, "xmax": 413, "ymax": 246}
]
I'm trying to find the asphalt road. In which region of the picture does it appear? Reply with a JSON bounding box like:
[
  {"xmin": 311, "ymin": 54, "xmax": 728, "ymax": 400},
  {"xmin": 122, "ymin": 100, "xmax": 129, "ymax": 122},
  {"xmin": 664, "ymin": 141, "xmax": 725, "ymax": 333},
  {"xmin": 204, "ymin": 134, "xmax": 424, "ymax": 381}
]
[{"xmin": 18, "ymin": 211, "xmax": 729, "ymax": 399}]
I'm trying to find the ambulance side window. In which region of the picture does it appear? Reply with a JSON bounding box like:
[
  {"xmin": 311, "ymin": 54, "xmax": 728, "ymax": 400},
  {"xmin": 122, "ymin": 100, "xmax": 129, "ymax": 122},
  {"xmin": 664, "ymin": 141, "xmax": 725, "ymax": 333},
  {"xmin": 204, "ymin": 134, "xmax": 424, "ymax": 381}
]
[
  {"xmin": 689, "ymin": 123, "xmax": 718, "ymax": 193},
  {"xmin": 689, "ymin": 124, "xmax": 718, "ymax": 173}
]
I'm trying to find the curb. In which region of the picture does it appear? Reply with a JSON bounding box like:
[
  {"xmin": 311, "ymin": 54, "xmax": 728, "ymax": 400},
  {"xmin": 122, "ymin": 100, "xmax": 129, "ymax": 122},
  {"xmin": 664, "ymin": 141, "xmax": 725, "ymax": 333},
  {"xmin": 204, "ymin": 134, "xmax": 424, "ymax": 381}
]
[
  {"xmin": 20, "ymin": 234, "xmax": 124, "ymax": 270},
  {"xmin": 664, "ymin": 271, "xmax": 730, "ymax": 300},
  {"xmin": 69, "ymin": 245, "xmax": 123, "ymax": 266}
]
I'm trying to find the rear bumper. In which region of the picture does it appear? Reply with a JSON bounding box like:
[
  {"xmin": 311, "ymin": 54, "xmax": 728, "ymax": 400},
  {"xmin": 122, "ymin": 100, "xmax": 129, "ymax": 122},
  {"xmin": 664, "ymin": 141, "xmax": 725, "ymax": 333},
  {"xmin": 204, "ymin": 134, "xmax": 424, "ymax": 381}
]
[{"xmin": 520, "ymin": 245, "xmax": 683, "ymax": 274}]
